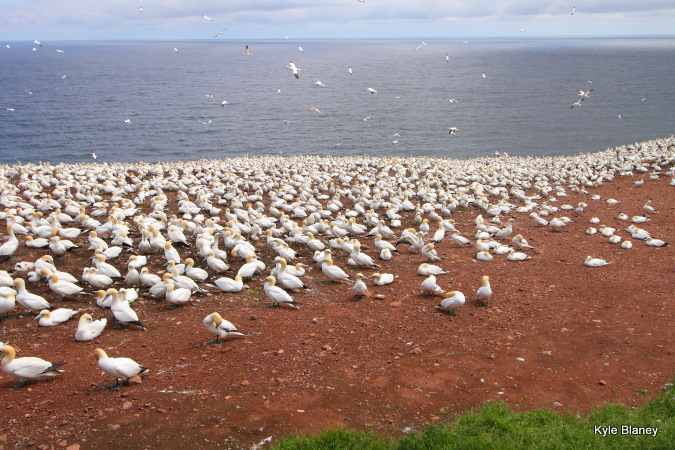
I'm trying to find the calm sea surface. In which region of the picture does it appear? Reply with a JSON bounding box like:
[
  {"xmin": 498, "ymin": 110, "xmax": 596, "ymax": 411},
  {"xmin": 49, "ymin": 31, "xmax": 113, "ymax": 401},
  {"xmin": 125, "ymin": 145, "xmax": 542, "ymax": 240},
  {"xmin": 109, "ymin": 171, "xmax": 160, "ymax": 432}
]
[{"xmin": 0, "ymin": 37, "xmax": 673, "ymax": 165}]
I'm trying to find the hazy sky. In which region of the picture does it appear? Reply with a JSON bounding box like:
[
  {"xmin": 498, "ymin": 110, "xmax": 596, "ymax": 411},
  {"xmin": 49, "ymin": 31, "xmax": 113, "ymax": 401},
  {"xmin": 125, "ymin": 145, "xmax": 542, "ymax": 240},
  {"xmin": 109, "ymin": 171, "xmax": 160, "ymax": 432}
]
[{"xmin": 1, "ymin": 0, "xmax": 674, "ymax": 41}]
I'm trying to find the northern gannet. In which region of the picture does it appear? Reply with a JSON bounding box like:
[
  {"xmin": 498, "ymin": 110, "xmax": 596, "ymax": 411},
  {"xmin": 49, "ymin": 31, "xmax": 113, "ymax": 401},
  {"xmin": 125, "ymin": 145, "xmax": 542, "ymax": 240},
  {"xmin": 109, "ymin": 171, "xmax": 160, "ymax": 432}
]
[
  {"xmin": 1, "ymin": 344, "xmax": 66, "ymax": 388},
  {"xmin": 13, "ymin": 278, "xmax": 50, "ymax": 310},
  {"xmin": 262, "ymin": 276, "xmax": 299, "ymax": 308},
  {"xmin": 418, "ymin": 263, "xmax": 448, "ymax": 276},
  {"xmin": 203, "ymin": 312, "xmax": 244, "ymax": 344},
  {"xmin": 584, "ymin": 256, "xmax": 611, "ymax": 267},
  {"xmin": 421, "ymin": 275, "xmax": 444, "ymax": 297},
  {"xmin": 371, "ymin": 272, "xmax": 395, "ymax": 286},
  {"xmin": 353, "ymin": 273, "xmax": 368, "ymax": 298},
  {"xmin": 75, "ymin": 313, "xmax": 107, "ymax": 341},
  {"xmin": 287, "ymin": 61, "xmax": 300, "ymax": 79},
  {"xmin": 476, "ymin": 275, "xmax": 492, "ymax": 306},
  {"xmin": 35, "ymin": 308, "xmax": 78, "ymax": 327},
  {"xmin": 436, "ymin": 291, "xmax": 466, "ymax": 315},
  {"xmin": 93, "ymin": 348, "xmax": 148, "ymax": 389}
]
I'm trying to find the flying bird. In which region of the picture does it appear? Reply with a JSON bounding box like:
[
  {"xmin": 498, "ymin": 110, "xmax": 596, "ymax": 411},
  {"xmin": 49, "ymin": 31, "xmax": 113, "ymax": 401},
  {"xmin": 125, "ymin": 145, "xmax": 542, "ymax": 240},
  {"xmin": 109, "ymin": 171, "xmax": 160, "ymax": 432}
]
[
  {"xmin": 448, "ymin": 127, "xmax": 459, "ymax": 135},
  {"xmin": 571, "ymin": 5, "xmax": 576, "ymax": 15},
  {"xmin": 203, "ymin": 14, "xmax": 213, "ymax": 21},
  {"xmin": 242, "ymin": 45, "xmax": 250, "ymax": 56},
  {"xmin": 298, "ymin": 46, "xmax": 304, "ymax": 52},
  {"xmin": 308, "ymin": 107, "xmax": 322, "ymax": 115},
  {"xmin": 287, "ymin": 61, "xmax": 300, "ymax": 78},
  {"xmin": 578, "ymin": 89, "xmax": 593, "ymax": 98},
  {"xmin": 443, "ymin": 98, "xmax": 460, "ymax": 104},
  {"xmin": 571, "ymin": 99, "xmax": 584, "ymax": 109},
  {"xmin": 365, "ymin": 87, "xmax": 377, "ymax": 94},
  {"xmin": 348, "ymin": 66, "xmax": 353, "ymax": 75},
  {"xmin": 123, "ymin": 119, "xmax": 132, "ymax": 123},
  {"xmin": 314, "ymin": 80, "xmax": 326, "ymax": 87}
]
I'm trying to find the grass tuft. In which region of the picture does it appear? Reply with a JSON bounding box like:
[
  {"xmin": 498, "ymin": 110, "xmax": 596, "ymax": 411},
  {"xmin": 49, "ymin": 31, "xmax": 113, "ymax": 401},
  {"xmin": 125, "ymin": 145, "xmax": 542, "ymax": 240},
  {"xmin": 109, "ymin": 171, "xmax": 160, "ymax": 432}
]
[{"xmin": 272, "ymin": 382, "xmax": 674, "ymax": 450}]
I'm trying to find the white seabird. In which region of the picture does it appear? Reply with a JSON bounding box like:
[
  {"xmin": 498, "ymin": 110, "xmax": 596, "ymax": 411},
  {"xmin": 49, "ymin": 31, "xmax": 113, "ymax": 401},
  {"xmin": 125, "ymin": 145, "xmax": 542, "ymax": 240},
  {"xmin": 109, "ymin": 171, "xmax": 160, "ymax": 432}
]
[
  {"xmin": 353, "ymin": 273, "xmax": 368, "ymax": 299},
  {"xmin": 418, "ymin": 263, "xmax": 448, "ymax": 276},
  {"xmin": 13, "ymin": 278, "xmax": 50, "ymax": 310},
  {"xmin": 1, "ymin": 344, "xmax": 66, "ymax": 388},
  {"xmin": 35, "ymin": 308, "xmax": 78, "ymax": 327},
  {"xmin": 287, "ymin": 61, "xmax": 300, "ymax": 79},
  {"xmin": 203, "ymin": 312, "xmax": 244, "ymax": 344},
  {"xmin": 262, "ymin": 276, "xmax": 299, "ymax": 309},
  {"xmin": 584, "ymin": 256, "xmax": 611, "ymax": 267},
  {"xmin": 476, "ymin": 275, "xmax": 492, "ymax": 306},
  {"xmin": 436, "ymin": 291, "xmax": 466, "ymax": 315},
  {"xmin": 75, "ymin": 313, "xmax": 107, "ymax": 341},
  {"xmin": 93, "ymin": 348, "xmax": 148, "ymax": 389}
]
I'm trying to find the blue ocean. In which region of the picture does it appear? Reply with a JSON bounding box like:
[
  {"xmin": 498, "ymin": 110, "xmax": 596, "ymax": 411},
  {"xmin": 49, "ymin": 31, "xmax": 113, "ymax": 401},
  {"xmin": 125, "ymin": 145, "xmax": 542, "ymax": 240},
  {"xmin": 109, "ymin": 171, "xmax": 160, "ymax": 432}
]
[{"xmin": 0, "ymin": 37, "xmax": 673, "ymax": 165}]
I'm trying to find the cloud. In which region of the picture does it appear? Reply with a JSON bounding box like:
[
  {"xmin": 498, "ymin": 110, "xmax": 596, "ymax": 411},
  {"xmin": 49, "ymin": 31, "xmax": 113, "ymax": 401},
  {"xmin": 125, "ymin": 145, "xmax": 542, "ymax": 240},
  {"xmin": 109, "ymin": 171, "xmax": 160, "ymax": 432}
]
[{"xmin": 1, "ymin": 0, "xmax": 674, "ymax": 39}]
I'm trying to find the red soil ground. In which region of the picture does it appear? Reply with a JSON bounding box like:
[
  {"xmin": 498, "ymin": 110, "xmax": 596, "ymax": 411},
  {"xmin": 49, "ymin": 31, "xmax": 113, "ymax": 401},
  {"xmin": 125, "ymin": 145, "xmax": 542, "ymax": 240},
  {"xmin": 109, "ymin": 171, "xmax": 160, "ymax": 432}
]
[{"xmin": 0, "ymin": 163, "xmax": 673, "ymax": 449}]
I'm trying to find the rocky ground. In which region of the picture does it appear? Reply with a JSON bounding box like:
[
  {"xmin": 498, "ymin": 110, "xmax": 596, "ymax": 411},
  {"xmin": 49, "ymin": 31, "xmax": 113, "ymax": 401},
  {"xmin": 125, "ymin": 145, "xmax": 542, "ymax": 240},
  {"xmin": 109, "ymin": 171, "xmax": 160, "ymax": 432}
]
[{"xmin": 0, "ymin": 158, "xmax": 673, "ymax": 449}]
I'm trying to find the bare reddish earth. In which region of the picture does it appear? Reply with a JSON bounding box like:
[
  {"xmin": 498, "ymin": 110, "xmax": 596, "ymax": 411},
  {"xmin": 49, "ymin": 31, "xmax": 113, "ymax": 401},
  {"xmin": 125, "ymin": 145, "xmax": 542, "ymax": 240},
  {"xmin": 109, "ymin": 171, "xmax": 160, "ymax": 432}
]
[{"xmin": 0, "ymin": 167, "xmax": 673, "ymax": 449}]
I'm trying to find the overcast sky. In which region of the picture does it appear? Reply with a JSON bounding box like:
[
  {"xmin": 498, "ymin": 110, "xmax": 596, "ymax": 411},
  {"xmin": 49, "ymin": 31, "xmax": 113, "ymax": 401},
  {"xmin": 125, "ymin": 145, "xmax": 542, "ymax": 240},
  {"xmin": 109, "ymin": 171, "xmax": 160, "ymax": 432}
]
[{"xmin": 2, "ymin": 0, "xmax": 674, "ymax": 41}]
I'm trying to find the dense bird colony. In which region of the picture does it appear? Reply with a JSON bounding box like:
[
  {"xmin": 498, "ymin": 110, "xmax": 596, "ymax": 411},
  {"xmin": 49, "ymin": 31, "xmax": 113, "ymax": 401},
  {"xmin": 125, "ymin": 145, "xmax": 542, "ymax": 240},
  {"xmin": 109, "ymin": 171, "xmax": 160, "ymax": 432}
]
[{"xmin": 0, "ymin": 137, "xmax": 673, "ymax": 446}]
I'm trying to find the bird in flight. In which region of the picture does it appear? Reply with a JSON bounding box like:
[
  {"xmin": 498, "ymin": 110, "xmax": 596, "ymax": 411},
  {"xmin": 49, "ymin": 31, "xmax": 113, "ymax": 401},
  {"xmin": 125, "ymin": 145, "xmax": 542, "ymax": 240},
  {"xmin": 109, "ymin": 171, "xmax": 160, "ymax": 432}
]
[
  {"xmin": 123, "ymin": 119, "xmax": 132, "ymax": 123},
  {"xmin": 287, "ymin": 61, "xmax": 300, "ymax": 79},
  {"xmin": 139, "ymin": 6, "xmax": 143, "ymax": 13},
  {"xmin": 348, "ymin": 66, "xmax": 353, "ymax": 75},
  {"xmin": 578, "ymin": 89, "xmax": 593, "ymax": 98},
  {"xmin": 308, "ymin": 107, "xmax": 322, "ymax": 115},
  {"xmin": 91, "ymin": 152, "xmax": 97, "ymax": 160},
  {"xmin": 215, "ymin": 29, "xmax": 227, "ymax": 38},
  {"xmin": 173, "ymin": 48, "xmax": 179, "ymax": 52},
  {"xmin": 571, "ymin": 99, "xmax": 584, "ymax": 108},
  {"xmin": 56, "ymin": 49, "xmax": 64, "ymax": 53},
  {"xmin": 242, "ymin": 45, "xmax": 251, "ymax": 56},
  {"xmin": 443, "ymin": 98, "xmax": 460, "ymax": 104},
  {"xmin": 25, "ymin": 90, "xmax": 33, "ymax": 95},
  {"xmin": 365, "ymin": 87, "xmax": 377, "ymax": 94},
  {"xmin": 33, "ymin": 40, "xmax": 42, "ymax": 47},
  {"xmin": 571, "ymin": 5, "xmax": 576, "ymax": 15},
  {"xmin": 203, "ymin": 14, "xmax": 214, "ymax": 21},
  {"xmin": 198, "ymin": 120, "xmax": 213, "ymax": 125},
  {"xmin": 414, "ymin": 41, "xmax": 428, "ymax": 51},
  {"xmin": 221, "ymin": 100, "xmax": 229, "ymax": 106},
  {"xmin": 314, "ymin": 81, "xmax": 326, "ymax": 87},
  {"xmin": 482, "ymin": 72, "xmax": 487, "ymax": 79},
  {"xmin": 205, "ymin": 94, "xmax": 214, "ymax": 99},
  {"xmin": 298, "ymin": 46, "xmax": 304, "ymax": 53},
  {"xmin": 448, "ymin": 127, "xmax": 459, "ymax": 135}
]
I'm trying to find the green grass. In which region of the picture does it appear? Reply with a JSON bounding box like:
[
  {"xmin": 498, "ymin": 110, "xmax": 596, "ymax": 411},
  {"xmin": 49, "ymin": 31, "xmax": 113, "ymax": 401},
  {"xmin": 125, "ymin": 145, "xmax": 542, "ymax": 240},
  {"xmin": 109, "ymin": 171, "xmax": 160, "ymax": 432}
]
[{"xmin": 272, "ymin": 382, "xmax": 674, "ymax": 450}]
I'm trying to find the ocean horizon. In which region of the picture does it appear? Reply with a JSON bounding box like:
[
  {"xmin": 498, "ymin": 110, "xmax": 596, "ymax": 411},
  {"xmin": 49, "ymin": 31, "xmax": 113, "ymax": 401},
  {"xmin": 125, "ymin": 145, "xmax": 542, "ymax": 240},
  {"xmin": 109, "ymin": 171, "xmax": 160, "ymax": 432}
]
[{"xmin": 1, "ymin": 36, "xmax": 673, "ymax": 165}]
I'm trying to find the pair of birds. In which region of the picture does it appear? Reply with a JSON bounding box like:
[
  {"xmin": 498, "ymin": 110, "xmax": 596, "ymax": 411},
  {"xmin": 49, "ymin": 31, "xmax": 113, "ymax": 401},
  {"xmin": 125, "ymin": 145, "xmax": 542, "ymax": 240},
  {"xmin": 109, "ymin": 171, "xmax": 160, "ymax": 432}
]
[
  {"xmin": 427, "ymin": 275, "xmax": 492, "ymax": 315},
  {"xmin": 0, "ymin": 343, "xmax": 145, "ymax": 389}
]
